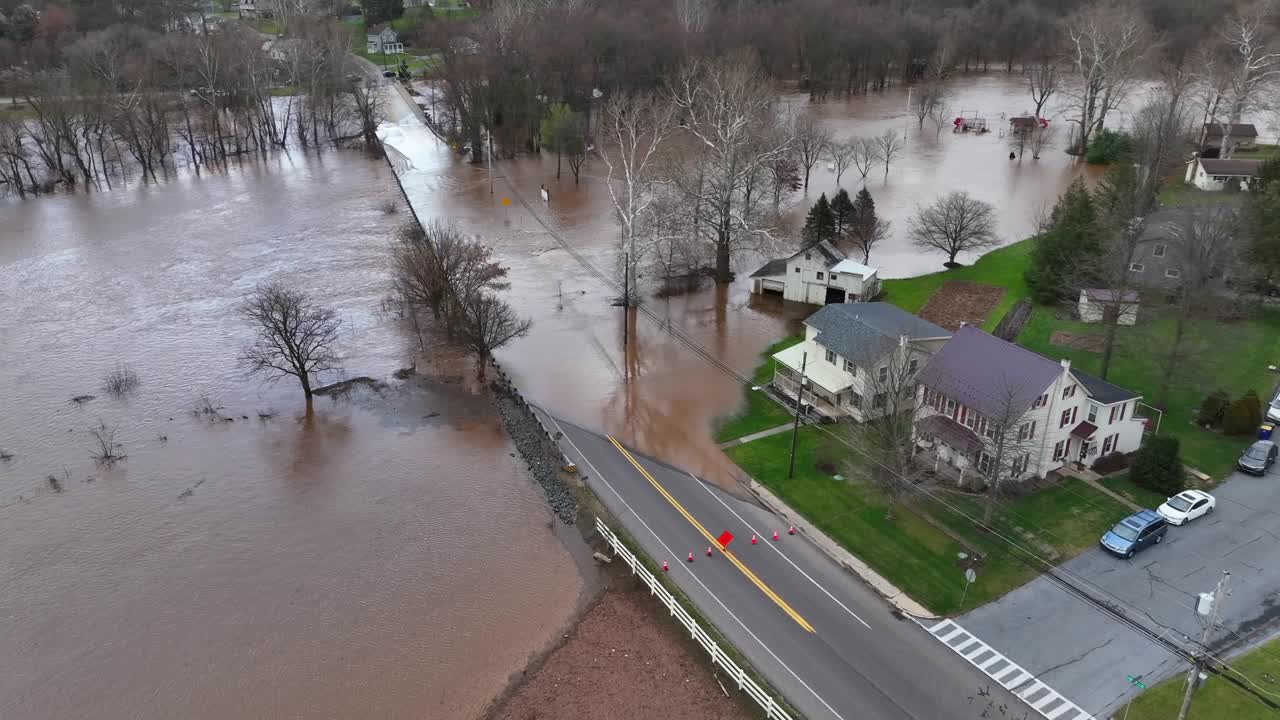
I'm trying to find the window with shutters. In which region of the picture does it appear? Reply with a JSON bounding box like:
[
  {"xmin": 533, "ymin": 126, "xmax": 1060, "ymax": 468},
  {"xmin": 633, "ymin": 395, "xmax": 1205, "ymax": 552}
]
[
  {"xmin": 1053, "ymin": 440, "xmax": 1066, "ymax": 461},
  {"xmin": 1032, "ymin": 393, "xmax": 1049, "ymax": 408},
  {"xmin": 878, "ymin": 366, "xmax": 889, "ymax": 383},
  {"xmin": 826, "ymin": 349, "xmax": 835, "ymax": 363},
  {"xmin": 1060, "ymin": 408, "xmax": 1073, "ymax": 428},
  {"xmin": 1063, "ymin": 384, "xmax": 1076, "ymax": 399},
  {"xmin": 845, "ymin": 359, "xmax": 855, "ymax": 374}
]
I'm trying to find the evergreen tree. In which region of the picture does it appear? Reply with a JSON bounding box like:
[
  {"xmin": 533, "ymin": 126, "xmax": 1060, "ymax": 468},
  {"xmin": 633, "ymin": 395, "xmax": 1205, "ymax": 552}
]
[
  {"xmin": 1248, "ymin": 158, "xmax": 1280, "ymax": 282},
  {"xmin": 848, "ymin": 187, "xmax": 886, "ymax": 263},
  {"xmin": 1130, "ymin": 436, "xmax": 1184, "ymax": 496},
  {"xmin": 364, "ymin": 0, "xmax": 404, "ymax": 25},
  {"xmin": 831, "ymin": 189, "xmax": 854, "ymax": 236},
  {"xmin": 851, "ymin": 188, "xmax": 876, "ymax": 237},
  {"xmin": 1025, "ymin": 179, "xmax": 1102, "ymax": 304},
  {"xmin": 802, "ymin": 193, "xmax": 836, "ymax": 245}
]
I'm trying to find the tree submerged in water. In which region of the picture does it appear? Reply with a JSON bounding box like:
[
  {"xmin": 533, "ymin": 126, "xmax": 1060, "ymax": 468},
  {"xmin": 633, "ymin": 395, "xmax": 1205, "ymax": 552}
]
[{"xmin": 239, "ymin": 282, "xmax": 343, "ymax": 406}]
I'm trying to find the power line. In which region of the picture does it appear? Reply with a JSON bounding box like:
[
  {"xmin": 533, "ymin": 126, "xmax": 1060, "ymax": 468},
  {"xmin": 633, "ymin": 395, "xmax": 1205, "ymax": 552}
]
[{"xmin": 501, "ymin": 176, "xmax": 1280, "ymax": 716}]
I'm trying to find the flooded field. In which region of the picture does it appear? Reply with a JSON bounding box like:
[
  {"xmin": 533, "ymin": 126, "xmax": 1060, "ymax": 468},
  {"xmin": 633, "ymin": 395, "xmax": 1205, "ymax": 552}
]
[{"xmin": 0, "ymin": 151, "xmax": 593, "ymax": 720}]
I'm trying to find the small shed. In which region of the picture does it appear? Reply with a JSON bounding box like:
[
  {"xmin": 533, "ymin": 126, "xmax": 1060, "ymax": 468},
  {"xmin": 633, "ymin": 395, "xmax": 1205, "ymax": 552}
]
[{"xmin": 1078, "ymin": 289, "xmax": 1138, "ymax": 326}]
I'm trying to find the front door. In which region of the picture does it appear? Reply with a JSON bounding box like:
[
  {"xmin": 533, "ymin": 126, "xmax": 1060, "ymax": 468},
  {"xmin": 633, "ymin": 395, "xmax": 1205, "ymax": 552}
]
[{"xmin": 1103, "ymin": 304, "xmax": 1119, "ymax": 323}]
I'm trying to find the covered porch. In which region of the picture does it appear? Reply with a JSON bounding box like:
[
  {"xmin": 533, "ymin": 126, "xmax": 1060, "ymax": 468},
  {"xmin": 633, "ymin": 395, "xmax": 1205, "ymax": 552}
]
[
  {"xmin": 771, "ymin": 344, "xmax": 853, "ymax": 420},
  {"xmin": 914, "ymin": 414, "xmax": 985, "ymax": 486}
]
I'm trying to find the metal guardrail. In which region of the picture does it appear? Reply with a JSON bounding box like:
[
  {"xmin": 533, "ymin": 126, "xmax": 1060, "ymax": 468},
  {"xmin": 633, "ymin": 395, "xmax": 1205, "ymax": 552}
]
[{"xmin": 593, "ymin": 516, "xmax": 795, "ymax": 720}]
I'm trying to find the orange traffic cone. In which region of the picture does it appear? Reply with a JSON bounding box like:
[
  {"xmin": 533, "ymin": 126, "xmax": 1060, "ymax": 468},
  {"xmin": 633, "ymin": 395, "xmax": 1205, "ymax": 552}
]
[
  {"xmin": 662, "ymin": 561, "xmax": 668, "ymax": 572},
  {"xmin": 687, "ymin": 552, "xmax": 695, "ymax": 563},
  {"xmin": 771, "ymin": 530, "xmax": 779, "ymax": 541},
  {"xmin": 706, "ymin": 546, "xmax": 713, "ymax": 557},
  {"xmin": 750, "ymin": 534, "xmax": 758, "ymax": 545},
  {"xmin": 788, "ymin": 525, "xmax": 796, "ymax": 535}
]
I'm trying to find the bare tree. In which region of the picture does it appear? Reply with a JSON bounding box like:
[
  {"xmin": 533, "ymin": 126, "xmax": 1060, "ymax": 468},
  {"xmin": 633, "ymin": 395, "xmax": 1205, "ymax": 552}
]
[
  {"xmin": 1027, "ymin": 58, "xmax": 1060, "ymax": 117},
  {"xmin": 1206, "ymin": 6, "xmax": 1280, "ymax": 158},
  {"xmin": 1063, "ymin": 5, "xmax": 1150, "ymax": 155},
  {"xmin": 792, "ymin": 109, "xmax": 831, "ymax": 190},
  {"xmin": 912, "ymin": 82, "xmax": 946, "ymax": 129},
  {"xmin": 1029, "ymin": 124, "xmax": 1056, "ymax": 160},
  {"xmin": 598, "ymin": 92, "xmax": 676, "ymax": 303},
  {"xmin": 670, "ymin": 55, "xmax": 794, "ymax": 283},
  {"xmin": 849, "ymin": 343, "xmax": 932, "ymax": 519},
  {"xmin": 238, "ymin": 282, "xmax": 342, "ymax": 403},
  {"xmin": 1154, "ymin": 207, "xmax": 1244, "ymax": 408},
  {"xmin": 389, "ymin": 220, "xmax": 510, "ymax": 342},
  {"xmin": 877, "ymin": 130, "xmax": 902, "ymax": 177},
  {"xmin": 927, "ymin": 100, "xmax": 951, "ymax": 139},
  {"xmin": 674, "ymin": 0, "xmax": 711, "ymax": 34},
  {"xmin": 850, "ymin": 136, "xmax": 880, "ymax": 179},
  {"xmin": 825, "ymin": 138, "xmax": 857, "ymax": 187},
  {"xmin": 909, "ymin": 191, "xmax": 999, "ymax": 267},
  {"xmin": 460, "ymin": 292, "xmax": 532, "ymax": 378},
  {"xmin": 849, "ymin": 213, "xmax": 891, "ymax": 265}
]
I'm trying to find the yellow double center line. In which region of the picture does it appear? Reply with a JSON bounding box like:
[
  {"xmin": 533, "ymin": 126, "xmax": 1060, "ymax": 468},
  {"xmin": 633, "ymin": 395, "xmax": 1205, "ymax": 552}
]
[{"xmin": 606, "ymin": 435, "xmax": 815, "ymax": 634}]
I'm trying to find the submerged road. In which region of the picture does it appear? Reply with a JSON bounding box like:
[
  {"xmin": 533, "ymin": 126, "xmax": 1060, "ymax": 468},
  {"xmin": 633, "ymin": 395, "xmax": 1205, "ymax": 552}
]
[{"xmin": 536, "ymin": 411, "xmax": 1033, "ymax": 720}]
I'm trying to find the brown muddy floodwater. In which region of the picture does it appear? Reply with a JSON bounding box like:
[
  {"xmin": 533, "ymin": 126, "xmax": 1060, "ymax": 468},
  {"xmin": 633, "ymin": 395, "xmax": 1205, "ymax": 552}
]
[
  {"xmin": 0, "ymin": 151, "xmax": 595, "ymax": 720},
  {"xmin": 388, "ymin": 73, "xmax": 1123, "ymax": 487}
]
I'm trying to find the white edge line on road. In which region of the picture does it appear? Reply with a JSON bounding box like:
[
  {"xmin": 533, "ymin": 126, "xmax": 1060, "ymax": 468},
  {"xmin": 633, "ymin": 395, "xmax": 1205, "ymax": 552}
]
[
  {"xmin": 687, "ymin": 471, "xmax": 872, "ymax": 630},
  {"xmin": 542, "ymin": 412, "xmax": 847, "ymax": 720}
]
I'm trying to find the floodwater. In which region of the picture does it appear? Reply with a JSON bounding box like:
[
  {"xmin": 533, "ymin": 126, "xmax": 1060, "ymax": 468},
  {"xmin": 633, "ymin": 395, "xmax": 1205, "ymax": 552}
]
[
  {"xmin": 0, "ymin": 71, "xmax": 1179, "ymax": 720},
  {"xmin": 384, "ymin": 73, "xmax": 1118, "ymax": 486},
  {"xmin": 0, "ymin": 152, "xmax": 591, "ymax": 720}
]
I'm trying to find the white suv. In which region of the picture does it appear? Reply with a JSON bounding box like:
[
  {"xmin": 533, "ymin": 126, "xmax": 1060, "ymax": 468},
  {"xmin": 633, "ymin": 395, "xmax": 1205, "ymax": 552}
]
[{"xmin": 1269, "ymin": 390, "xmax": 1280, "ymax": 423}]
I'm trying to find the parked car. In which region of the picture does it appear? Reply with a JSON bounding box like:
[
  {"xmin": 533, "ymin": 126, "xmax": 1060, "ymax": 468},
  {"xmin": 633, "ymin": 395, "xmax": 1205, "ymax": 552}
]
[
  {"xmin": 1238, "ymin": 440, "xmax": 1279, "ymax": 475},
  {"xmin": 1267, "ymin": 390, "xmax": 1280, "ymax": 423},
  {"xmin": 1100, "ymin": 509, "xmax": 1167, "ymax": 559},
  {"xmin": 1157, "ymin": 490, "xmax": 1216, "ymax": 525}
]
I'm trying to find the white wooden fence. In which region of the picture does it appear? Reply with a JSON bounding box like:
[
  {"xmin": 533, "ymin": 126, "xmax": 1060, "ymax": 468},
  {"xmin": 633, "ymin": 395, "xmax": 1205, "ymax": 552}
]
[{"xmin": 594, "ymin": 516, "xmax": 796, "ymax": 720}]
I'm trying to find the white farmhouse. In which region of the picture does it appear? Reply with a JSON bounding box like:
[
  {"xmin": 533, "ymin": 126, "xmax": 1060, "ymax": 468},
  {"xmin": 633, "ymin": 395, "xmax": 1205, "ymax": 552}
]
[
  {"xmin": 1077, "ymin": 289, "xmax": 1138, "ymax": 326},
  {"xmin": 366, "ymin": 24, "xmax": 404, "ymax": 54},
  {"xmin": 749, "ymin": 241, "xmax": 880, "ymax": 306},
  {"xmin": 914, "ymin": 325, "xmax": 1145, "ymax": 483},
  {"xmin": 771, "ymin": 303, "xmax": 950, "ymax": 421},
  {"xmin": 1184, "ymin": 157, "xmax": 1262, "ymax": 192}
]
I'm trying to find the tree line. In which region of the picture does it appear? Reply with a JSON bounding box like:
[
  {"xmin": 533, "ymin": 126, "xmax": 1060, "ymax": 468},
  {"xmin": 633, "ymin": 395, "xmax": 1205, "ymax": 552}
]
[{"xmin": 0, "ymin": 17, "xmax": 381, "ymax": 196}]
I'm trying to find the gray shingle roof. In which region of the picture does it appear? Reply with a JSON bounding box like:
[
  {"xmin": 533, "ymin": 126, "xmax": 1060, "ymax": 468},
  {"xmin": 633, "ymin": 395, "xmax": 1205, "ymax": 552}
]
[
  {"xmin": 1073, "ymin": 369, "xmax": 1140, "ymax": 405},
  {"xmin": 1198, "ymin": 158, "xmax": 1262, "ymax": 176},
  {"xmin": 805, "ymin": 303, "xmax": 950, "ymax": 365},
  {"xmin": 915, "ymin": 325, "xmax": 1064, "ymax": 420},
  {"xmin": 1202, "ymin": 123, "xmax": 1258, "ymax": 138},
  {"xmin": 750, "ymin": 258, "xmax": 788, "ymax": 278},
  {"xmin": 806, "ymin": 240, "xmax": 844, "ymax": 265}
]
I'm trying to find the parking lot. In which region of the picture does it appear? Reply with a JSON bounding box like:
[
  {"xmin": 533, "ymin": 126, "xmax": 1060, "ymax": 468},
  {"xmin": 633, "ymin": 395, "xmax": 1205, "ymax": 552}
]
[{"xmin": 957, "ymin": 467, "xmax": 1280, "ymax": 719}]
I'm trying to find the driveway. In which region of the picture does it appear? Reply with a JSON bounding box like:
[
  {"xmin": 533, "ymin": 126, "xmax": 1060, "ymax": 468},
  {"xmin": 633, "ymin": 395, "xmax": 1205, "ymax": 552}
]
[{"xmin": 955, "ymin": 468, "xmax": 1280, "ymax": 718}]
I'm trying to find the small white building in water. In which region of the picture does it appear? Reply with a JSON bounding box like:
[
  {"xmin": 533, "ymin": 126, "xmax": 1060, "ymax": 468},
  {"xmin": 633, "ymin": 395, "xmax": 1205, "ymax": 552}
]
[{"xmin": 749, "ymin": 241, "xmax": 880, "ymax": 306}]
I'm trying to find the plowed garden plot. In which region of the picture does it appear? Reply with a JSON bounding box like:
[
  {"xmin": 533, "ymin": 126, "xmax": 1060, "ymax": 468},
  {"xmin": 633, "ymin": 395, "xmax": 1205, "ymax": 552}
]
[{"xmin": 917, "ymin": 281, "xmax": 1006, "ymax": 331}]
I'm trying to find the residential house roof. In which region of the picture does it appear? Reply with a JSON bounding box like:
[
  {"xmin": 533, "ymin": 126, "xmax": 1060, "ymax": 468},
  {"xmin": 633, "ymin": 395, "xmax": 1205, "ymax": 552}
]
[
  {"xmin": 1198, "ymin": 158, "xmax": 1262, "ymax": 177},
  {"xmin": 1073, "ymin": 368, "xmax": 1140, "ymax": 405},
  {"xmin": 802, "ymin": 239, "xmax": 844, "ymax": 266},
  {"xmin": 367, "ymin": 22, "xmax": 389, "ymax": 34},
  {"xmin": 1082, "ymin": 288, "xmax": 1139, "ymax": 304},
  {"xmin": 916, "ymin": 414, "xmax": 983, "ymax": 453},
  {"xmin": 749, "ymin": 258, "xmax": 789, "ymax": 278},
  {"xmin": 805, "ymin": 303, "xmax": 950, "ymax": 366},
  {"xmin": 915, "ymin": 325, "xmax": 1064, "ymax": 420},
  {"xmin": 1010, "ymin": 116, "xmax": 1038, "ymax": 129},
  {"xmin": 1202, "ymin": 123, "xmax": 1258, "ymax": 138},
  {"xmin": 829, "ymin": 259, "xmax": 877, "ymax": 277}
]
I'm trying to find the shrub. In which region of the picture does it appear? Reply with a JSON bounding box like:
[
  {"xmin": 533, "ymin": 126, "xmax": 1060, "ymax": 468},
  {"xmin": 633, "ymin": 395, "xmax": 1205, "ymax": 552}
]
[
  {"xmin": 1196, "ymin": 390, "xmax": 1230, "ymax": 428},
  {"xmin": 1092, "ymin": 451, "xmax": 1130, "ymax": 474},
  {"xmin": 1223, "ymin": 392, "xmax": 1263, "ymax": 436},
  {"xmin": 1130, "ymin": 436, "xmax": 1184, "ymax": 495},
  {"xmin": 1086, "ymin": 129, "xmax": 1133, "ymax": 165}
]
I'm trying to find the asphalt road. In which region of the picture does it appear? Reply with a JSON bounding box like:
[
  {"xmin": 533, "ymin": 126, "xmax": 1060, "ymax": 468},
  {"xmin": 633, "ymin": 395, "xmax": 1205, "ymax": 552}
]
[
  {"xmin": 960, "ymin": 466, "xmax": 1280, "ymax": 719},
  {"xmin": 538, "ymin": 410, "xmax": 1033, "ymax": 720}
]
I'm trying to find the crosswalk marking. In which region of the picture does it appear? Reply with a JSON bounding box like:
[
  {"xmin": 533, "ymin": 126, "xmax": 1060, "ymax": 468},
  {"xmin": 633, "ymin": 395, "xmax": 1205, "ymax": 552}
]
[{"xmin": 926, "ymin": 619, "xmax": 1094, "ymax": 720}]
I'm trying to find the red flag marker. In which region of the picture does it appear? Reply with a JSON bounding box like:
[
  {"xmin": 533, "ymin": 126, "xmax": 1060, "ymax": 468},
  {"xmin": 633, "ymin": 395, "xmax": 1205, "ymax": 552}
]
[
  {"xmin": 772, "ymin": 530, "xmax": 779, "ymax": 541},
  {"xmin": 750, "ymin": 534, "xmax": 758, "ymax": 545},
  {"xmin": 717, "ymin": 530, "xmax": 734, "ymax": 549},
  {"xmin": 788, "ymin": 525, "xmax": 796, "ymax": 535},
  {"xmin": 687, "ymin": 552, "xmax": 695, "ymax": 563}
]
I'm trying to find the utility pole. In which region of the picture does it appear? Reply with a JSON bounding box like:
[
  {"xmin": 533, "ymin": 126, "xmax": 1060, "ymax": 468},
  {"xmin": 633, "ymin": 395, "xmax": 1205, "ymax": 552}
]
[
  {"xmin": 787, "ymin": 352, "xmax": 808, "ymax": 480},
  {"xmin": 487, "ymin": 128, "xmax": 494, "ymax": 195},
  {"xmin": 1177, "ymin": 571, "xmax": 1230, "ymax": 720},
  {"xmin": 622, "ymin": 252, "xmax": 629, "ymax": 349}
]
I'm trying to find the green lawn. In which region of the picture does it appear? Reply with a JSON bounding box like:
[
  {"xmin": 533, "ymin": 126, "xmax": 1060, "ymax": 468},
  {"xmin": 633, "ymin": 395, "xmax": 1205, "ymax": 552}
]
[
  {"xmin": 879, "ymin": 241, "xmax": 1034, "ymax": 331},
  {"xmin": 714, "ymin": 336, "xmax": 802, "ymax": 443},
  {"xmin": 1156, "ymin": 182, "xmax": 1245, "ymax": 208},
  {"xmin": 1018, "ymin": 306, "xmax": 1280, "ymax": 478},
  {"xmin": 1101, "ymin": 473, "xmax": 1169, "ymax": 509},
  {"xmin": 726, "ymin": 427, "xmax": 1141, "ymax": 614},
  {"xmin": 1124, "ymin": 634, "xmax": 1280, "ymax": 719},
  {"xmin": 1232, "ymin": 143, "xmax": 1279, "ymax": 160}
]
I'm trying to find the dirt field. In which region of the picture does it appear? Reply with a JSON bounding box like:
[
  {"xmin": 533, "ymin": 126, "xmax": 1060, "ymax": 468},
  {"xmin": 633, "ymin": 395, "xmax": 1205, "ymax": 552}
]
[
  {"xmin": 918, "ymin": 280, "xmax": 1006, "ymax": 331},
  {"xmin": 1050, "ymin": 330, "xmax": 1106, "ymax": 352},
  {"xmin": 489, "ymin": 581, "xmax": 752, "ymax": 720}
]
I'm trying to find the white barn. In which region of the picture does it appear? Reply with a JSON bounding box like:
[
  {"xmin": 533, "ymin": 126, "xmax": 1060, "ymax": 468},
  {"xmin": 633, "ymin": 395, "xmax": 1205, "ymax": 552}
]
[{"xmin": 749, "ymin": 241, "xmax": 881, "ymax": 306}]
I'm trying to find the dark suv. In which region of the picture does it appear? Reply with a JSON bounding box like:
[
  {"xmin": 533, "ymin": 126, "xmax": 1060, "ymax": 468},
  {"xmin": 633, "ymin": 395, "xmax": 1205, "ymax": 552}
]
[{"xmin": 1100, "ymin": 509, "xmax": 1167, "ymax": 559}]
